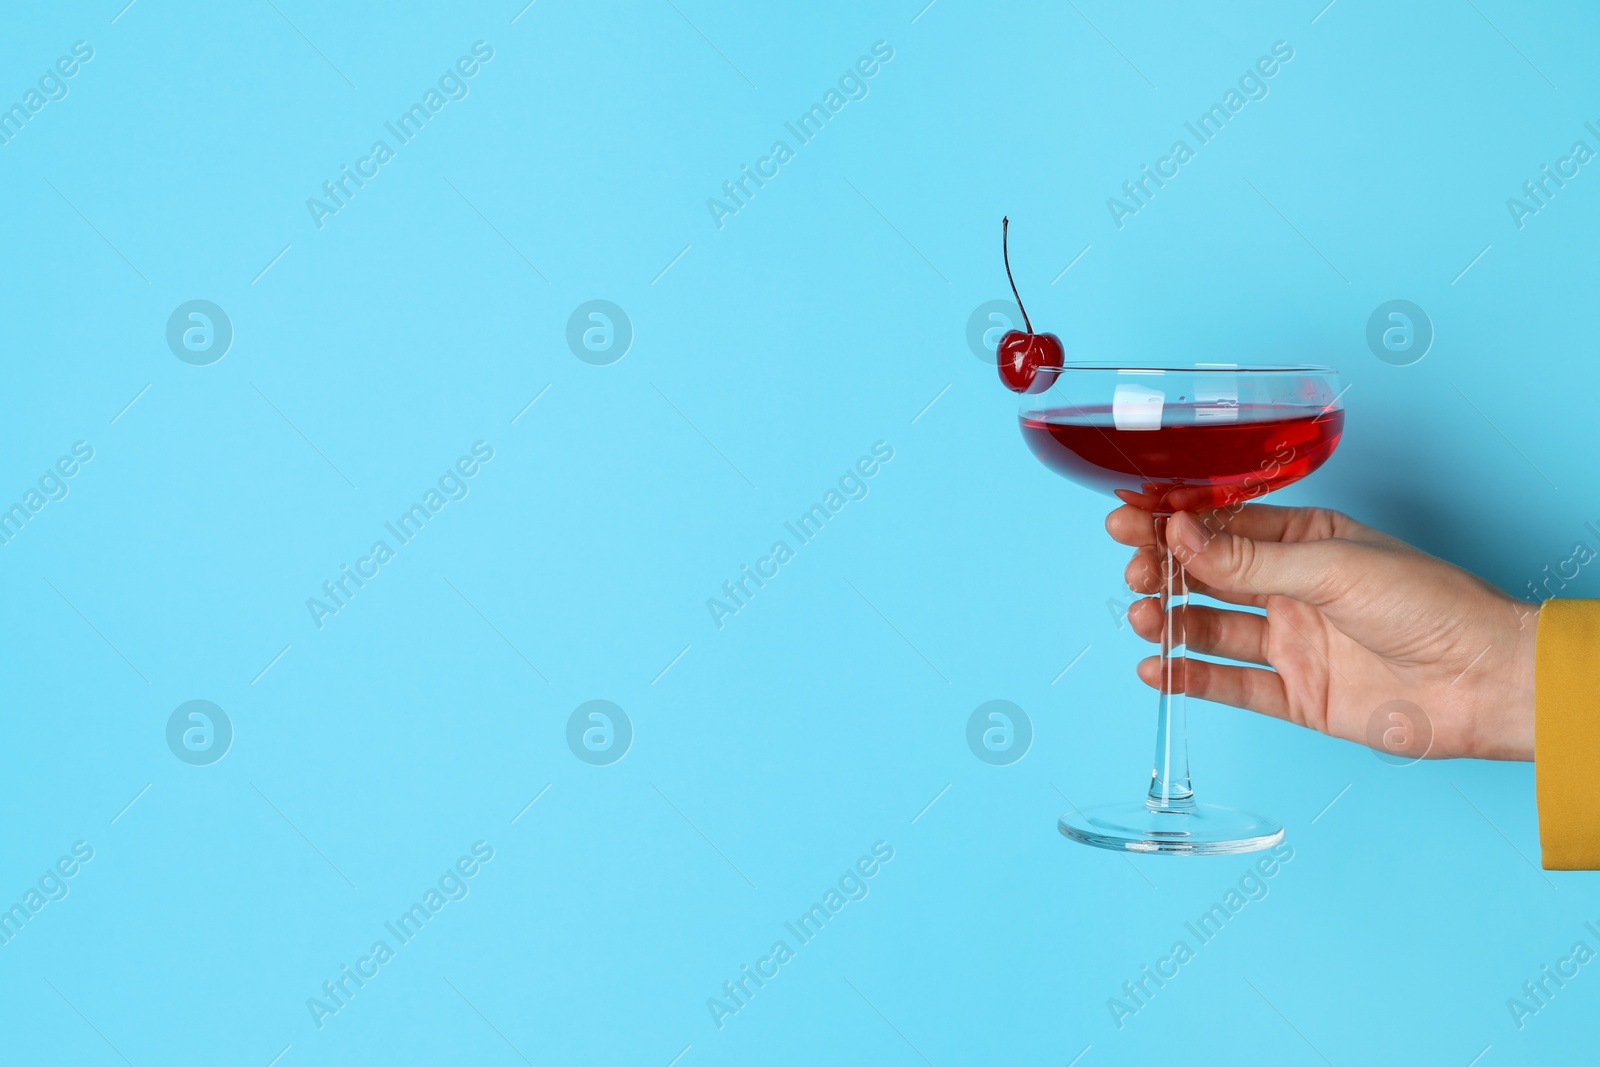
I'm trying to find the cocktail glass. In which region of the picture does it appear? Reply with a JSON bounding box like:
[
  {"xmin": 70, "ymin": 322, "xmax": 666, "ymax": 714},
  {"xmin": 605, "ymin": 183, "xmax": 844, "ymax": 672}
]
[{"xmin": 1020, "ymin": 362, "xmax": 1344, "ymax": 855}]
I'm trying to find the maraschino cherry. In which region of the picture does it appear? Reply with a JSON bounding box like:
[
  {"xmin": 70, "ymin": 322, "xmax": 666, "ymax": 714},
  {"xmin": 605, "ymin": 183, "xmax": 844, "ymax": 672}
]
[{"xmin": 997, "ymin": 217, "xmax": 1063, "ymax": 393}]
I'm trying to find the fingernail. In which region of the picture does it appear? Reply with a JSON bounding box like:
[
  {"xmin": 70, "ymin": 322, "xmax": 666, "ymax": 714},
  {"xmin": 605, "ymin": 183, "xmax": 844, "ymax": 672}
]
[{"xmin": 1174, "ymin": 512, "xmax": 1207, "ymax": 555}]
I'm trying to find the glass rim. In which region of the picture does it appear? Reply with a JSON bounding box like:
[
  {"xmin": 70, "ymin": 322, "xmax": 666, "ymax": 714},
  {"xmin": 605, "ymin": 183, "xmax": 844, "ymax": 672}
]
[{"xmin": 1050, "ymin": 361, "xmax": 1338, "ymax": 375}]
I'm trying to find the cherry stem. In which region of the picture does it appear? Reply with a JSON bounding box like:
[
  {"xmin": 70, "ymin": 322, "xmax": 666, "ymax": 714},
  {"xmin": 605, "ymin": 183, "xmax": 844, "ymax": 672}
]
[{"xmin": 1001, "ymin": 216, "xmax": 1034, "ymax": 335}]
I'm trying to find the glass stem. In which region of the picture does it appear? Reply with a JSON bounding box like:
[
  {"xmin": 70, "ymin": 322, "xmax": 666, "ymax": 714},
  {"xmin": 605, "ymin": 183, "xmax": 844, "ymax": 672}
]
[{"xmin": 1148, "ymin": 514, "xmax": 1195, "ymax": 812}]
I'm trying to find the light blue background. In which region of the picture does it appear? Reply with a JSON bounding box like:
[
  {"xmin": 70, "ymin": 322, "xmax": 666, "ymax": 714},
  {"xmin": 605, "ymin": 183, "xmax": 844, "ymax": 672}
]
[{"xmin": 2, "ymin": 1, "xmax": 1597, "ymax": 1063}]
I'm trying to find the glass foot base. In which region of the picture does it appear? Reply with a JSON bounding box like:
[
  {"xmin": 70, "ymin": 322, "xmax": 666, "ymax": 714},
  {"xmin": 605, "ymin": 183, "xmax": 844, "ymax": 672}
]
[{"xmin": 1059, "ymin": 801, "xmax": 1283, "ymax": 856}]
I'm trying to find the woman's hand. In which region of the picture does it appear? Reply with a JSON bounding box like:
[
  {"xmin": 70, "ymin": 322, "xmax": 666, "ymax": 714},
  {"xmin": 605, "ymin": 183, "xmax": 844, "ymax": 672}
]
[{"xmin": 1110, "ymin": 503, "xmax": 1537, "ymax": 761}]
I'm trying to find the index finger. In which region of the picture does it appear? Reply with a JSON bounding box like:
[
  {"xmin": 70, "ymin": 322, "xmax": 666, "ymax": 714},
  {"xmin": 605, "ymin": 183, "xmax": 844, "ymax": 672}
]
[
  {"xmin": 1107, "ymin": 502, "xmax": 1378, "ymax": 548},
  {"xmin": 1105, "ymin": 505, "xmax": 1158, "ymax": 547}
]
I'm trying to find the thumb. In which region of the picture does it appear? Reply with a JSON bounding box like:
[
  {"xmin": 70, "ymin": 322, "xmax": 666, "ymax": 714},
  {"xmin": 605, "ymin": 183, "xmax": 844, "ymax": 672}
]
[{"xmin": 1168, "ymin": 510, "xmax": 1354, "ymax": 605}]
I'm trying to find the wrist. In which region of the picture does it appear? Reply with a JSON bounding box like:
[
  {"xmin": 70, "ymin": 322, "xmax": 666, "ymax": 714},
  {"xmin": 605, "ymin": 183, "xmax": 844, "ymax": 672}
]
[
  {"xmin": 1505, "ymin": 602, "xmax": 1539, "ymax": 761},
  {"xmin": 1460, "ymin": 599, "xmax": 1537, "ymax": 761}
]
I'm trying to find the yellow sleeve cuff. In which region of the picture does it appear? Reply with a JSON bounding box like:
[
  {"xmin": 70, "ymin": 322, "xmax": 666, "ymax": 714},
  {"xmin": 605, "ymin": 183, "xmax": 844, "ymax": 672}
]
[{"xmin": 1536, "ymin": 599, "xmax": 1600, "ymax": 869}]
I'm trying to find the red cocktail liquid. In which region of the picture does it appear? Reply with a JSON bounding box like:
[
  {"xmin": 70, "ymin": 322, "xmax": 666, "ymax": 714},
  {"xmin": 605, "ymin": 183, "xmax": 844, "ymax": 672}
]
[{"xmin": 1020, "ymin": 403, "xmax": 1344, "ymax": 512}]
